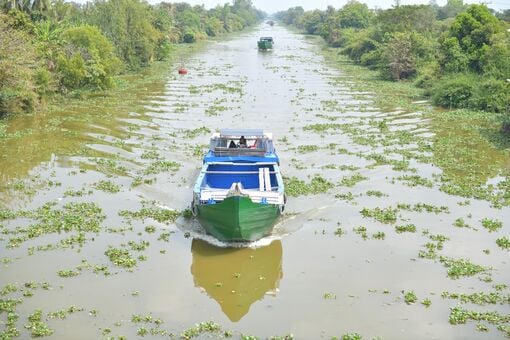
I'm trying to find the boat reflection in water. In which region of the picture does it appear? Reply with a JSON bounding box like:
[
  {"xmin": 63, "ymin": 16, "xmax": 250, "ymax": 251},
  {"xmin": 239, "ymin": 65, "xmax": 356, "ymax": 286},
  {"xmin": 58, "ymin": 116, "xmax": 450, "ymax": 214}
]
[{"xmin": 190, "ymin": 239, "xmax": 283, "ymax": 322}]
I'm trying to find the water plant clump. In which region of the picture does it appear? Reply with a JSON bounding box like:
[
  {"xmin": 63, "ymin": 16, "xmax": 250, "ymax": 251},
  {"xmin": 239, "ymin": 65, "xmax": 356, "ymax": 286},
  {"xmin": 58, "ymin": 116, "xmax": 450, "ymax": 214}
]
[
  {"xmin": 366, "ymin": 190, "xmax": 387, "ymax": 197},
  {"xmin": 340, "ymin": 173, "xmax": 368, "ymax": 187},
  {"xmin": 403, "ymin": 291, "xmax": 418, "ymax": 304},
  {"xmin": 5, "ymin": 201, "xmax": 105, "ymax": 248},
  {"xmin": 439, "ymin": 256, "xmax": 490, "ymax": 279},
  {"xmin": 105, "ymin": 247, "xmax": 137, "ymax": 268},
  {"xmin": 181, "ymin": 321, "xmax": 222, "ymax": 339},
  {"xmin": 140, "ymin": 150, "xmax": 160, "ymax": 160},
  {"xmin": 181, "ymin": 127, "xmax": 211, "ymax": 139},
  {"xmin": 119, "ymin": 202, "xmax": 180, "ymax": 224},
  {"xmin": 297, "ymin": 145, "xmax": 319, "ymax": 153},
  {"xmin": 360, "ymin": 207, "xmax": 397, "ymax": 224},
  {"xmin": 496, "ymin": 237, "xmax": 510, "ymax": 250},
  {"xmin": 449, "ymin": 306, "xmax": 510, "ymax": 334},
  {"xmin": 396, "ymin": 203, "xmax": 450, "ymax": 214},
  {"xmin": 441, "ymin": 288, "xmax": 510, "ymax": 305},
  {"xmin": 395, "ymin": 224, "xmax": 417, "ymax": 233},
  {"xmin": 93, "ymin": 180, "xmax": 121, "ymax": 193},
  {"xmin": 143, "ymin": 160, "xmax": 180, "ymax": 175},
  {"xmin": 25, "ymin": 309, "xmax": 54, "ymax": 337},
  {"xmin": 284, "ymin": 175, "xmax": 334, "ymax": 197},
  {"xmin": 481, "ymin": 218, "xmax": 503, "ymax": 232}
]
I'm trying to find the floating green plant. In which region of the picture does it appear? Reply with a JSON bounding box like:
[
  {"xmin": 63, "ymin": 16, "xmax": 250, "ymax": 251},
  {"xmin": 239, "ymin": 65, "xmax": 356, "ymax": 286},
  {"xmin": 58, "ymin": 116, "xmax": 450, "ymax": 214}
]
[
  {"xmin": 372, "ymin": 231, "xmax": 385, "ymax": 240},
  {"xmin": 323, "ymin": 292, "xmax": 336, "ymax": 299},
  {"xmin": 334, "ymin": 228, "xmax": 345, "ymax": 237},
  {"xmin": 181, "ymin": 321, "xmax": 222, "ymax": 339},
  {"xmin": 403, "ymin": 291, "xmax": 417, "ymax": 305},
  {"xmin": 140, "ymin": 150, "xmax": 160, "ymax": 160},
  {"xmin": 439, "ymin": 256, "xmax": 490, "ymax": 279},
  {"xmin": 360, "ymin": 207, "xmax": 397, "ymax": 224},
  {"xmin": 481, "ymin": 218, "xmax": 503, "ymax": 232},
  {"xmin": 340, "ymin": 173, "xmax": 367, "ymax": 187},
  {"xmin": 496, "ymin": 237, "xmax": 510, "ymax": 250},
  {"xmin": 143, "ymin": 160, "xmax": 180, "ymax": 175},
  {"xmin": 366, "ymin": 190, "xmax": 387, "ymax": 198},
  {"xmin": 453, "ymin": 218, "xmax": 469, "ymax": 228},
  {"xmin": 25, "ymin": 309, "xmax": 54, "ymax": 337},
  {"xmin": 284, "ymin": 175, "xmax": 334, "ymax": 197},
  {"xmin": 421, "ymin": 298, "xmax": 432, "ymax": 307},
  {"xmin": 397, "ymin": 203, "xmax": 449, "ymax": 214},
  {"xmin": 395, "ymin": 224, "xmax": 417, "ymax": 233},
  {"xmin": 57, "ymin": 269, "xmax": 80, "ymax": 278},
  {"xmin": 93, "ymin": 180, "xmax": 121, "ymax": 193},
  {"xmin": 104, "ymin": 247, "xmax": 137, "ymax": 268},
  {"xmin": 341, "ymin": 333, "xmax": 363, "ymax": 340},
  {"xmin": 119, "ymin": 202, "xmax": 180, "ymax": 224},
  {"xmin": 297, "ymin": 145, "xmax": 318, "ymax": 153},
  {"xmin": 397, "ymin": 175, "xmax": 433, "ymax": 188}
]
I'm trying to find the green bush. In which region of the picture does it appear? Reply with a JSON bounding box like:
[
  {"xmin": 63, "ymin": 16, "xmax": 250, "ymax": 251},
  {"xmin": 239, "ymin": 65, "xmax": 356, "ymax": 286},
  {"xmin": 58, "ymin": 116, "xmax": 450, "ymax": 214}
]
[
  {"xmin": 432, "ymin": 75, "xmax": 509, "ymax": 112},
  {"xmin": 470, "ymin": 78, "xmax": 509, "ymax": 113},
  {"xmin": 431, "ymin": 74, "xmax": 477, "ymax": 109},
  {"xmin": 182, "ymin": 31, "xmax": 196, "ymax": 43},
  {"xmin": 414, "ymin": 62, "xmax": 440, "ymax": 90},
  {"xmin": 57, "ymin": 25, "xmax": 121, "ymax": 91}
]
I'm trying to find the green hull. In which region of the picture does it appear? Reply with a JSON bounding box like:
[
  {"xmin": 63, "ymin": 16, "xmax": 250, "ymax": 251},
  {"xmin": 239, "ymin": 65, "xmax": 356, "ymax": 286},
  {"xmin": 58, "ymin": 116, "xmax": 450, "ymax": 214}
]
[
  {"xmin": 197, "ymin": 196, "xmax": 280, "ymax": 241},
  {"xmin": 257, "ymin": 41, "xmax": 273, "ymax": 50}
]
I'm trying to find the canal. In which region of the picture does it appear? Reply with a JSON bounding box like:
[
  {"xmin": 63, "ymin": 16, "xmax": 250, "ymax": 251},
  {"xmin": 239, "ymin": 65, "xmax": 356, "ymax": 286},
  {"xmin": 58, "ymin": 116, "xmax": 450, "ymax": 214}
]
[{"xmin": 0, "ymin": 23, "xmax": 509, "ymax": 339}]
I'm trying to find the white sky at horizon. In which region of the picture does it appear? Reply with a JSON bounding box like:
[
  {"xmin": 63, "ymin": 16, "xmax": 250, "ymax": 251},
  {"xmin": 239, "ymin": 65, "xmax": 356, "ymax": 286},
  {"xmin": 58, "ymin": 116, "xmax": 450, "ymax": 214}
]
[{"xmin": 146, "ymin": 0, "xmax": 508, "ymax": 14}]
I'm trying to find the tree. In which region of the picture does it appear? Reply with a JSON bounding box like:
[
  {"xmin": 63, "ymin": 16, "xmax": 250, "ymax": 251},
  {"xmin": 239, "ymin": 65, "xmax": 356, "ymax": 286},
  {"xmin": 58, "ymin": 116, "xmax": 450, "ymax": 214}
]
[
  {"xmin": 437, "ymin": 0, "xmax": 466, "ymax": 20},
  {"xmin": 298, "ymin": 10, "xmax": 324, "ymax": 35},
  {"xmin": 338, "ymin": 1, "xmax": 372, "ymax": 29},
  {"xmin": 84, "ymin": 0, "xmax": 161, "ymax": 69},
  {"xmin": 445, "ymin": 4, "xmax": 505, "ymax": 73},
  {"xmin": 57, "ymin": 25, "xmax": 121, "ymax": 90}
]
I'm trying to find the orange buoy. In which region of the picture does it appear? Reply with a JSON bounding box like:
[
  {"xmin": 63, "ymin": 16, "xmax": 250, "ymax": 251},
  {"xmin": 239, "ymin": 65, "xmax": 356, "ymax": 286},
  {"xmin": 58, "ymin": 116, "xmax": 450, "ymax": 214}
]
[{"xmin": 178, "ymin": 68, "xmax": 188, "ymax": 75}]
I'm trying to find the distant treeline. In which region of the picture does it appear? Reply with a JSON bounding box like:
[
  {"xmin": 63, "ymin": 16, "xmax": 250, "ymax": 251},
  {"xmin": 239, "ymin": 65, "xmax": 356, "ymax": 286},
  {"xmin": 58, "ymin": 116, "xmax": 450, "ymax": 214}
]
[
  {"xmin": 276, "ymin": 1, "xmax": 510, "ymax": 116},
  {"xmin": 0, "ymin": 0, "xmax": 264, "ymax": 115}
]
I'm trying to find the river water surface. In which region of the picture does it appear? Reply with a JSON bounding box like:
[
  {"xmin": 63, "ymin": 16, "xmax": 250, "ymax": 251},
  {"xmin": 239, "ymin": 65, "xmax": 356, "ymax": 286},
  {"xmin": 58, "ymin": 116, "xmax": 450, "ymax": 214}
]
[{"xmin": 1, "ymin": 24, "xmax": 509, "ymax": 339}]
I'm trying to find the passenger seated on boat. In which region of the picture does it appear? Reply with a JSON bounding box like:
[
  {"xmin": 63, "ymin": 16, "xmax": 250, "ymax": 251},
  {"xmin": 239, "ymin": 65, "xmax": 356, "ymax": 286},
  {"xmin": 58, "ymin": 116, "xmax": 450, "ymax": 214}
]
[
  {"xmin": 250, "ymin": 138, "xmax": 260, "ymax": 149},
  {"xmin": 229, "ymin": 140, "xmax": 237, "ymax": 148},
  {"xmin": 239, "ymin": 136, "xmax": 247, "ymax": 148}
]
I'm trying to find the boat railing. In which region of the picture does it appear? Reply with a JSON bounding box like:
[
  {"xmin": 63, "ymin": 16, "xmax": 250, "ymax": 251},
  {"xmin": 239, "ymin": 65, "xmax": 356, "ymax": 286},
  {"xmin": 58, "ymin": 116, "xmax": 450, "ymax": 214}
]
[
  {"xmin": 200, "ymin": 187, "xmax": 283, "ymax": 204},
  {"xmin": 213, "ymin": 147, "xmax": 266, "ymax": 157},
  {"xmin": 204, "ymin": 171, "xmax": 277, "ymax": 174}
]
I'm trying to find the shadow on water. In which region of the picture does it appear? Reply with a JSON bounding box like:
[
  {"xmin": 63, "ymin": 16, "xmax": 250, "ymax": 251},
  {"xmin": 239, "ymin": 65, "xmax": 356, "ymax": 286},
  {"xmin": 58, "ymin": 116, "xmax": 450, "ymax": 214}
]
[{"xmin": 190, "ymin": 238, "xmax": 283, "ymax": 322}]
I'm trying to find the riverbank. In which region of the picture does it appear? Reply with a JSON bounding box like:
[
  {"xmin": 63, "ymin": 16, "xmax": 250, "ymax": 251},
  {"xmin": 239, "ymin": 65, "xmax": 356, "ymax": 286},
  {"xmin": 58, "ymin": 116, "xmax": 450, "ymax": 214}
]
[{"xmin": 315, "ymin": 37, "xmax": 510, "ymax": 206}]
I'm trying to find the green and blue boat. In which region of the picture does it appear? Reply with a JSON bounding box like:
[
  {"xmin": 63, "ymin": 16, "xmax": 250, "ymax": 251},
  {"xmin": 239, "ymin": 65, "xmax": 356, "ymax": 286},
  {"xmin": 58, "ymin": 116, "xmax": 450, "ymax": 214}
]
[
  {"xmin": 257, "ymin": 37, "xmax": 274, "ymax": 51},
  {"xmin": 192, "ymin": 129, "xmax": 285, "ymax": 242}
]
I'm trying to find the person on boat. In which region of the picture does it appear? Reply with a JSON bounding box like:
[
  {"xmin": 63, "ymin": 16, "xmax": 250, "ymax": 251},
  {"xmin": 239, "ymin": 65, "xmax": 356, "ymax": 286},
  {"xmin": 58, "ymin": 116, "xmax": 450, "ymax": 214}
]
[
  {"xmin": 229, "ymin": 140, "xmax": 237, "ymax": 148},
  {"xmin": 239, "ymin": 136, "xmax": 247, "ymax": 148},
  {"xmin": 250, "ymin": 138, "xmax": 260, "ymax": 149}
]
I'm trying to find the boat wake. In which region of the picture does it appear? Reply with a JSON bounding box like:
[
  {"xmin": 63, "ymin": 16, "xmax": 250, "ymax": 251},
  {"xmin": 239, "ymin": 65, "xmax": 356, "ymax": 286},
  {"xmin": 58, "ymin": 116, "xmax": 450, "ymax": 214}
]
[
  {"xmin": 174, "ymin": 216, "xmax": 282, "ymax": 248},
  {"xmin": 171, "ymin": 204, "xmax": 335, "ymax": 249}
]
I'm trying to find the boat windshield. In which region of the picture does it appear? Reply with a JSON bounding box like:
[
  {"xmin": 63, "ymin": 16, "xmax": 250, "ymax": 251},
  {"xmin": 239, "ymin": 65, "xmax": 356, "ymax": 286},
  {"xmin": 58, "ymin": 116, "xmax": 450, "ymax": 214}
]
[{"xmin": 209, "ymin": 130, "xmax": 275, "ymax": 156}]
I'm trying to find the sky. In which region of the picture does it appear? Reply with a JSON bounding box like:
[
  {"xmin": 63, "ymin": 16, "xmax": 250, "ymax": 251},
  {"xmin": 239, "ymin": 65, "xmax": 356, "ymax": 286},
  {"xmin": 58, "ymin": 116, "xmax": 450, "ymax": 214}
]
[{"xmin": 164, "ymin": 0, "xmax": 508, "ymax": 14}]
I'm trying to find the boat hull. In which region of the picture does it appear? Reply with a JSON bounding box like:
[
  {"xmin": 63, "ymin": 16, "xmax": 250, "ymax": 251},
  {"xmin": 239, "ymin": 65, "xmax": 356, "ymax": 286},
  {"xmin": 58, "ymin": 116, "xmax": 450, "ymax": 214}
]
[
  {"xmin": 257, "ymin": 41, "xmax": 273, "ymax": 50},
  {"xmin": 196, "ymin": 196, "xmax": 280, "ymax": 241}
]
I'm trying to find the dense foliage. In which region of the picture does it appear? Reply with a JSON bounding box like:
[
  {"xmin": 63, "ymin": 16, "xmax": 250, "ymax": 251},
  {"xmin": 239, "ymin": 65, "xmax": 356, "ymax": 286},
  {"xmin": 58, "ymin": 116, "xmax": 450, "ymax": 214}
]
[
  {"xmin": 0, "ymin": 0, "xmax": 264, "ymax": 116},
  {"xmin": 276, "ymin": 1, "xmax": 510, "ymax": 122}
]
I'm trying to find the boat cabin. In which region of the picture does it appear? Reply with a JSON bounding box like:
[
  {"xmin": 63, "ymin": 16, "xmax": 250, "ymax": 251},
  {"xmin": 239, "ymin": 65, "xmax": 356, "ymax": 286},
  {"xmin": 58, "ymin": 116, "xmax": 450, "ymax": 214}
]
[
  {"xmin": 259, "ymin": 37, "xmax": 273, "ymax": 43},
  {"xmin": 208, "ymin": 129, "xmax": 275, "ymax": 157}
]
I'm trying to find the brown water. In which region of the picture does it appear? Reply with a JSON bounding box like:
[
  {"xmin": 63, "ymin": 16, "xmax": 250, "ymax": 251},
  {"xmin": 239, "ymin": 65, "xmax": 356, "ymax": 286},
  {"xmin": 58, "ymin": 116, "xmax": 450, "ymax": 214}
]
[{"xmin": 1, "ymin": 24, "xmax": 509, "ymax": 339}]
